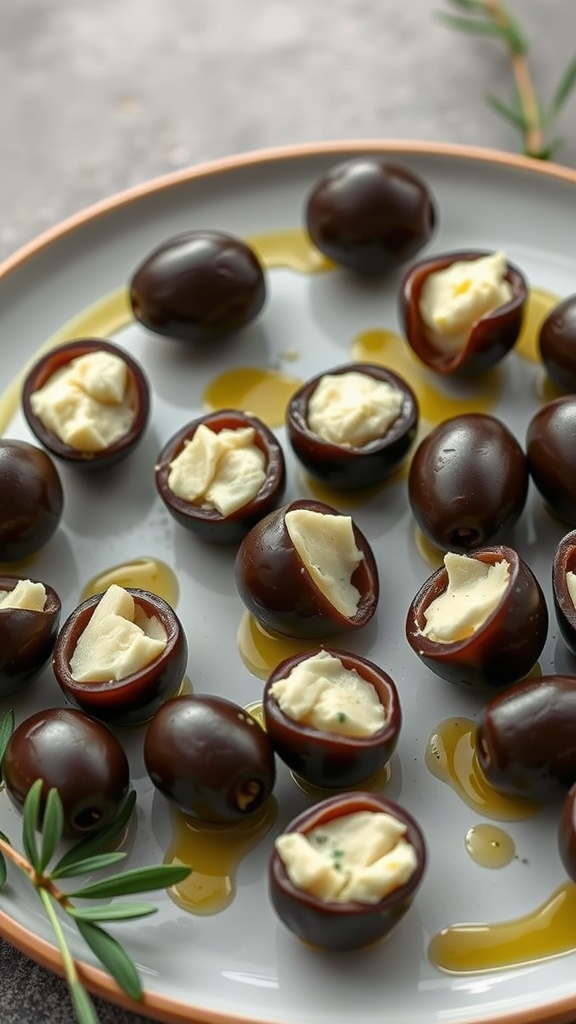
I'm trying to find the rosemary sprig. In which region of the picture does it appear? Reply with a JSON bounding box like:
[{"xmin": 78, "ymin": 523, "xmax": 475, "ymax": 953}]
[
  {"xmin": 437, "ymin": 0, "xmax": 576, "ymax": 160},
  {"xmin": 0, "ymin": 710, "xmax": 191, "ymax": 1024}
]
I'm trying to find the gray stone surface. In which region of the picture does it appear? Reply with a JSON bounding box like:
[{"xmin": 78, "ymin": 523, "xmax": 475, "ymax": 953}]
[{"xmin": 1, "ymin": 1, "xmax": 575, "ymax": 1022}]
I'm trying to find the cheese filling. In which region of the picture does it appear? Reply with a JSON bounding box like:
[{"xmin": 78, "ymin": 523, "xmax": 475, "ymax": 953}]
[
  {"xmin": 167, "ymin": 424, "xmax": 267, "ymax": 517},
  {"xmin": 421, "ymin": 552, "xmax": 510, "ymax": 643},
  {"xmin": 284, "ymin": 509, "xmax": 364, "ymax": 618},
  {"xmin": 566, "ymin": 571, "xmax": 576, "ymax": 609},
  {"xmin": 70, "ymin": 584, "xmax": 167, "ymax": 683},
  {"xmin": 269, "ymin": 650, "xmax": 385, "ymax": 737},
  {"xmin": 307, "ymin": 371, "xmax": 403, "ymax": 447},
  {"xmin": 275, "ymin": 810, "xmax": 418, "ymax": 903},
  {"xmin": 30, "ymin": 350, "xmax": 135, "ymax": 451},
  {"xmin": 0, "ymin": 579, "xmax": 47, "ymax": 611},
  {"xmin": 419, "ymin": 251, "xmax": 513, "ymax": 355}
]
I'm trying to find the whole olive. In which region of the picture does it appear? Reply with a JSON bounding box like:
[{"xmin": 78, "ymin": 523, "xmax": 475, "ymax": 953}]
[
  {"xmin": 235, "ymin": 499, "xmax": 379, "ymax": 638},
  {"xmin": 305, "ymin": 158, "xmax": 436, "ymax": 275},
  {"xmin": 129, "ymin": 230, "xmax": 266, "ymax": 343},
  {"xmin": 0, "ymin": 439, "xmax": 64, "ymax": 562},
  {"xmin": 526, "ymin": 396, "xmax": 576, "ymax": 525},
  {"xmin": 0, "ymin": 576, "xmax": 61, "ymax": 697},
  {"xmin": 408, "ymin": 413, "xmax": 528, "ymax": 553},
  {"xmin": 539, "ymin": 294, "xmax": 576, "ymax": 393},
  {"xmin": 143, "ymin": 694, "xmax": 276, "ymax": 823},
  {"xmin": 1, "ymin": 707, "xmax": 131, "ymax": 837},
  {"xmin": 399, "ymin": 249, "xmax": 527, "ymax": 375},
  {"xmin": 475, "ymin": 675, "xmax": 576, "ymax": 800},
  {"xmin": 558, "ymin": 784, "xmax": 576, "ymax": 882}
]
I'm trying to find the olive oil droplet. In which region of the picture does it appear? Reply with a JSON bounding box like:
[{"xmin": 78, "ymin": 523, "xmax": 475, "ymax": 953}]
[
  {"xmin": 465, "ymin": 824, "xmax": 515, "ymax": 868},
  {"xmin": 248, "ymin": 228, "xmax": 333, "ymax": 274},
  {"xmin": 203, "ymin": 367, "xmax": 302, "ymax": 428},
  {"xmin": 237, "ymin": 612, "xmax": 326, "ymax": 679},
  {"xmin": 515, "ymin": 286, "xmax": 559, "ymax": 362},
  {"xmin": 428, "ymin": 882, "xmax": 576, "ymax": 973},
  {"xmin": 165, "ymin": 799, "xmax": 277, "ymax": 915},
  {"xmin": 81, "ymin": 557, "xmax": 179, "ymax": 606},
  {"xmin": 425, "ymin": 718, "xmax": 541, "ymax": 821}
]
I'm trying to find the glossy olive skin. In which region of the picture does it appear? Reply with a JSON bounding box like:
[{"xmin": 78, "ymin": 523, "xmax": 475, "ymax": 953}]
[
  {"xmin": 0, "ymin": 576, "xmax": 61, "ymax": 697},
  {"xmin": 129, "ymin": 230, "xmax": 266, "ymax": 342},
  {"xmin": 405, "ymin": 546, "xmax": 548, "ymax": 691},
  {"xmin": 408, "ymin": 413, "xmax": 528, "ymax": 553},
  {"xmin": 475, "ymin": 675, "xmax": 576, "ymax": 800},
  {"xmin": 526, "ymin": 397, "xmax": 576, "ymax": 525},
  {"xmin": 53, "ymin": 588, "xmax": 188, "ymax": 726},
  {"xmin": 155, "ymin": 409, "xmax": 286, "ymax": 543},
  {"xmin": 263, "ymin": 648, "xmax": 401, "ymax": 788},
  {"xmin": 0, "ymin": 440, "xmax": 63, "ymax": 562},
  {"xmin": 286, "ymin": 362, "xmax": 418, "ymax": 490},
  {"xmin": 144, "ymin": 694, "xmax": 276, "ymax": 823},
  {"xmin": 21, "ymin": 339, "xmax": 150, "ymax": 469},
  {"xmin": 269, "ymin": 792, "xmax": 427, "ymax": 951},
  {"xmin": 558, "ymin": 784, "xmax": 576, "ymax": 882},
  {"xmin": 539, "ymin": 294, "xmax": 576, "ymax": 393},
  {"xmin": 305, "ymin": 158, "xmax": 436, "ymax": 275},
  {"xmin": 400, "ymin": 250, "xmax": 527, "ymax": 375},
  {"xmin": 1, "ymin": 707, "xmax": 131, "ymax": 837},
  {"xmin": 235, "ymin": 499, "xmax": 379, "ymax": 638},
  {"xmin": 552, "ymin": 530, "xmax": 576, "ymax": 656}
]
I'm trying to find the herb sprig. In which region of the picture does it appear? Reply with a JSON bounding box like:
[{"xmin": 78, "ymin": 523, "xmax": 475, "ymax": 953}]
[
  {"xmin": 437, "ymin": 0, "xmax": 576, "ymax": 160},
  {"xmin": 0, "ymin": 709, "xmax": 191, "ymax": 1024}
]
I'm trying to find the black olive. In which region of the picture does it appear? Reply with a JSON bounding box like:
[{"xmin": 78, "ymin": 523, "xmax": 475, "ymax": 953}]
[
  {"xmin": 408, "ymin": 413, "xmax": 528, "ymax": 552},
  {"xmin": 539, "ymin": 294, "xmax": 576, "ymax": 393},
  {"xmin": 129, "ymin": 230, "xmax": 266, "ymax": 343},
  {"xmin": 0, "ymin": 439, "xmax": 64, "ymax": 561},
  {"xmin": 143, "ymin": 694, "xmax": 276, "ymax": 823},
  {"xmin": 475, "ymin": 675, "xmax": 576, "ymax": 800},
  {"xmin": 526, "ymin": 396, "xmax": 576, "ymax": 525},
  {"xmin": 1, "ymin": 707, "xmax": 131, "ymax": 837},
  {"xmin": 305, "ymin": 158, "xmax": 436, "ymax": 275}
]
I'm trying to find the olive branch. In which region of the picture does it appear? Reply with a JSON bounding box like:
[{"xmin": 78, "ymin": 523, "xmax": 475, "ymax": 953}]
[
  {"xmin": 0, "ymin": 709, "xmax": 191, "ymax": 1024},
  {"xmin": 437, "ymin": 0, "xmax": 576, "ymax": 160}
]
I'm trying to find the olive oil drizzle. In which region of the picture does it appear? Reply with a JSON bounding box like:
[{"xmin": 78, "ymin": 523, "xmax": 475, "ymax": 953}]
[
  {"xmin": 425, "ymin": 718, "xmax": 541, "ymax": 822},
  {"xmin": 164, "ymin": 799, "xmax": 278, "ymax": 916},
  {"xmin": 80, "ymin": 557, "xmax": 179, "ymax": 606},
  {"xmin": 237, "ymin": 611, "xmax": 324, "ymax": 679},
  {"xmin": 428, "ymin": 882, "xmax": 576, "ymax": 973}
]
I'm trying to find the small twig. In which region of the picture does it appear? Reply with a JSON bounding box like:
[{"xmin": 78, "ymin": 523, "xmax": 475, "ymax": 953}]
[{"xmin": 437, "ymin": 0, "xmax": 576, "ymax": 160}]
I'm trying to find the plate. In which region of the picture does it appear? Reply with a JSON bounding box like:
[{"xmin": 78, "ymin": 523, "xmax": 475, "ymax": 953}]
[{"xmin": 1, "ymin": 141, "xmax": 576, "ymax": 1024}]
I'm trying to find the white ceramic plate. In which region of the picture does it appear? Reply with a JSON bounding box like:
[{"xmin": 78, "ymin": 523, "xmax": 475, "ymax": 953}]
[{"xmin": 1, "ymin": 141, "xmax": 576, "ymax": 1024}]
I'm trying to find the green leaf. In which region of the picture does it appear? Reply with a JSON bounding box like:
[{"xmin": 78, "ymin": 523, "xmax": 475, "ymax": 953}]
[
  {"xmin": 548, "ymin": 55, "xmax": 576, "ymax": 120},
  {"xmin": 22, "ymin": 779, "xmax": 43, "ymax": 872},
  {"xmin": 38, "ymin": 789, "xmax": 64, "ymax": 873},
  {"xmin": 445, "ymin": 0, "xmax": 485, "ymax": 9},
  {"xmin": 51, "ymin": 851, "xmax": 127, "ymax": 880},
  {"xmin": 68, "ymin": 978, "xmax": 100, "ymax": 1024},
  {"xmin": 0, "ymin": 852, "xmax": 6, "ymax": 888},
  {"xmin": 52, "ymin": 791, "xmax": 137, "ymax": 876},
  {"xmin": 66, "ymin": 863, "xmax": 192, "ymax": 900},
  {"xmin": 75, "ymin": 918, "xmax": 143, "ymax": 1001},
  {"xmin": 0, "ymin": 710, "xmax": 14, "ymax": 775},
  {"xmin": 485, "ymin": 92, "xmax": 528, "ymax": 129},
  {"xmin": 436, "ymin": 11, "xmax": 526, "ymax": 55},
  {"xmin": 68, "ymin": 902, "xmax": 157, "ymax": 922}
]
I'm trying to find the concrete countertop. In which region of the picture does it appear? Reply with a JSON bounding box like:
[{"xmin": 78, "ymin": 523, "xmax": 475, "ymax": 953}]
[{"xmin": 1, "ymin": 1, "xmax": 575, "ymax": 1022}]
